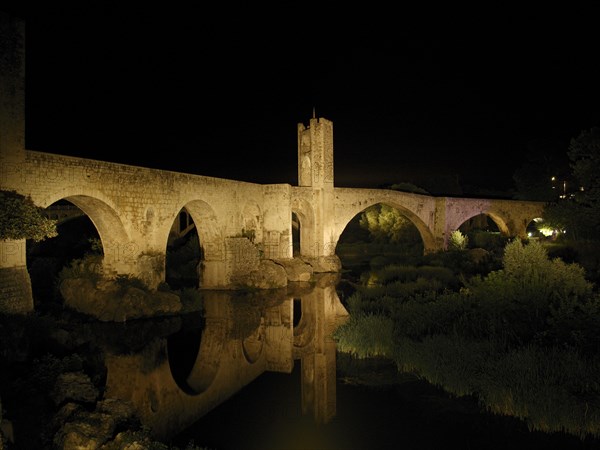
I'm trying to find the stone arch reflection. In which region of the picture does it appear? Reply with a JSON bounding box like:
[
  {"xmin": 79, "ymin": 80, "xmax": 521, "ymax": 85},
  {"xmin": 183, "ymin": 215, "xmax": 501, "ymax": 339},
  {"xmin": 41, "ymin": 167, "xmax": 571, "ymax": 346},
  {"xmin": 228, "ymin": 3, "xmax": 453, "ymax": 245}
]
[
  {"xmin": 104, "ymin": 275, "xmax": 349, "ymax": 441},
  {"xmin": 167, "ymin": 318, "xmax": 203, "ymax": 395},
  {"xmin": 241, "ymin": 318, "xmax": 265, "ymax": 364},
  {"xmin": 293, "ymin": 297, "xmax": 302, "ymax": 327}
]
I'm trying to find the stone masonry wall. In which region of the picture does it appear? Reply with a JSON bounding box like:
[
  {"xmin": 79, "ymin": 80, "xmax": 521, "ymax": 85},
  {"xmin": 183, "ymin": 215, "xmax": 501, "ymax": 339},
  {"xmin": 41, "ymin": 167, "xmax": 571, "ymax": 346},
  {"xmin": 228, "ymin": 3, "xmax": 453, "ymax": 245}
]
[{"xmin": 0, "ymin": 267, "xmax": 33, "ymax": 314}]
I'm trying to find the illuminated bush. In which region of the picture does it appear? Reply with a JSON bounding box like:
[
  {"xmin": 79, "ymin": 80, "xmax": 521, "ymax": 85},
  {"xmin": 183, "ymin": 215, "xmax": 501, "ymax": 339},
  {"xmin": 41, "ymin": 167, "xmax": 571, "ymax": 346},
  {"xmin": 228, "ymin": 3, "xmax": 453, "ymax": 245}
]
[
  {"xmin": 483, "ymin": 238, "xmax": 592, "ymax": 301},
  {"xmin": 448, "ymin": 230, "xmax": 468, "ymax": 250}
]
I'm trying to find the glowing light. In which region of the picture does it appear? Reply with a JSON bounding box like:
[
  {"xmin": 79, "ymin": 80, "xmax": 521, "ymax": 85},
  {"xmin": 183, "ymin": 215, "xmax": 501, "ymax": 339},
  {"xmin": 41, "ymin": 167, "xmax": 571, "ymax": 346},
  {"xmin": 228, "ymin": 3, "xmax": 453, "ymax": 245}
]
[{"xmin": 538, "ymin": 226, "xmax": 555, "ymax": 237}]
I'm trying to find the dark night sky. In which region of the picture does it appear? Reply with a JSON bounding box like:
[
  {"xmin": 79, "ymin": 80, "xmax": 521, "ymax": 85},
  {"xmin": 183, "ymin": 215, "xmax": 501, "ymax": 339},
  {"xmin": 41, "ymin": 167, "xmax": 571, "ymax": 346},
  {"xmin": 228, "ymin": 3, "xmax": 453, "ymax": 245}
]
[{"xmin": 3, "ymin": 4, "xmax": 600, "ymax": 193}]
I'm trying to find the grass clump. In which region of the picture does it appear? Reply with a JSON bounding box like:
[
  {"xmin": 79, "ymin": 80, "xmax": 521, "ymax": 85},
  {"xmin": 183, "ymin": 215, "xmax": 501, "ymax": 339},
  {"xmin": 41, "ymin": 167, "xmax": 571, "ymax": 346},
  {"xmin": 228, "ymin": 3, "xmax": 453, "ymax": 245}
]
[{"xmin": 333, "ymin": 313, "xmax": 395, "ymax": 359}]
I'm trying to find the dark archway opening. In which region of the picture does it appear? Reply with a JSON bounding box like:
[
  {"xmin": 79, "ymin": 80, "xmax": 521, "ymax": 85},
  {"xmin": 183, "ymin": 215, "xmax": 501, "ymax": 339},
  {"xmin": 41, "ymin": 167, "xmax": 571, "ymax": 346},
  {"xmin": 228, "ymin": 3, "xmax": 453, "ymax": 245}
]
[
  {"xmin": 292, "ymin": 212, "xmax": 300, "ymax": 257},
  {"xmin": 27, "ymin": 199, "xmax": 100, "ymax": 313},
  {"xmin": 458, "ymin": 213, "xmax": 506, "ymax": 251},
  {"xmin": 293, "ymin": 298, "xmax": 302, "ymax": 328},
  {"xmin": 335, "ymin": 204, "xmax": 424, "ymax": 300},
  {"xmin": 336, "ymin": 203, "xmax": 423, "ymax": 274},
  {"xmin": 167, "ymin": 315, "xmax": 205, "ymax": 395},
  {"xmin": 166, "ymin": 208, "xmax": 201, "ymax": 289}
]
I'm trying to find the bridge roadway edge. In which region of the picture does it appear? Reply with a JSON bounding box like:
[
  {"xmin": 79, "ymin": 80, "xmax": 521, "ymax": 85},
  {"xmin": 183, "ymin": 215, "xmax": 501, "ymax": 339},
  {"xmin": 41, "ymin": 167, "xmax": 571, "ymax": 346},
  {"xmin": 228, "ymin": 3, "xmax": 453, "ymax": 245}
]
[{"xmin": 0, "ymin": 13, "xmax": 546, "ymax": 315}]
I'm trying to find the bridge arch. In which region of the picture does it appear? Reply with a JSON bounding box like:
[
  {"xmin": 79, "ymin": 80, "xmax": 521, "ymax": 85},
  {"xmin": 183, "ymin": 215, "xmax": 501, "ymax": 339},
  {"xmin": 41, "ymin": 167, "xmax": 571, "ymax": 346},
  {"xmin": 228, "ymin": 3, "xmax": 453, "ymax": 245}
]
[
  {"xmin": 293, "ymin": 296, "xmax": 316, "ymax": 359},
  {"xmin": 241, "ymin": 317, "xmax": 265, "ymax": 364},
  {"xmin": 0, "ymin": 13, "xmax": 555, "ymax": 313},
  {"xmin": 444, "ymin": 198, "xmax": 546, "ymax": 244},
  {"xmin": 183, "ymin": 316, "xmax": 228, "ymax": 394},
  {"xmin": 167, "ymin": 199, "xmax": 223, "ymax": 288},
  {"xmin": 43, "ymin": 200, "xmax": 85, "ymax": 224},
  {"xmin": 291, "ymin": 197, "xmax": 316, "ymax": 258},
  {"xmin": 333, "ymin": 197, "xmax": 438, "ymax": 255},
  {"xmin": 36, "ymin": 189, "xmax": 132, "ymax": 276},
  {"xmin": 60, "ymin": 195, "xmax": 132, "ymax": 273},
  {"xmin": 457, "ymin": 211, "xmax": 510, "ymax": 236}
]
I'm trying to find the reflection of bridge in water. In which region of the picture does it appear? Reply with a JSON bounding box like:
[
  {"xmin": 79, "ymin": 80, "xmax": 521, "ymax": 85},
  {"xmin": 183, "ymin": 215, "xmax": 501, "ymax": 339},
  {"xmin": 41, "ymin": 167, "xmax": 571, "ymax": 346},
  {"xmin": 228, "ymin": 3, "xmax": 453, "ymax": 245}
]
[{"xmin": 103, "ymin": 273, "xmax": 349, "ymax": 441}]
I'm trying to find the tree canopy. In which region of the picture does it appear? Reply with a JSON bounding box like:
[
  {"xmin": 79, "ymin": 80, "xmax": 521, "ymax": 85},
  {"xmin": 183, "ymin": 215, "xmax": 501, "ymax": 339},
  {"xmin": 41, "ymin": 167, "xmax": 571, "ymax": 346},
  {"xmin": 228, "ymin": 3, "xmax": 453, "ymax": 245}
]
[
  {"xmin": 359, "ymin": 204, "xmax": 418, "ymax": 243},
  {"xmin": 0, "ymin": 190, "xmax": 57, "ymax": 242},
  {"xmin": 542, "ymin": 126, "xmax": 600, "ymax": 241},
  {"xmin": 568, "ymin": 127, "xmax": 600, "ymax": 207}
]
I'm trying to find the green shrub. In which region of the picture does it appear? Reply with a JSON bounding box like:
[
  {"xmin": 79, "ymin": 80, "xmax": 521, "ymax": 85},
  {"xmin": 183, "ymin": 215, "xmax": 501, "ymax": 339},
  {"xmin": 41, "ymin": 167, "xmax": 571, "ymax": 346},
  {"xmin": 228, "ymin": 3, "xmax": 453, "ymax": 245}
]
[
  {"xmin": 113, "ymin": 274, "xmax": 149, "ymax": 293},
  {"xmin": 479, "ymin": 345, "xmax": 600, "ymax": 438},
  {"xmin": 421, "ymin": 248, "xmax": 494, "ymax": 280},
  {"xmin": 415, "ymin": 265, "xmax": 457, "ymax": 285},
  {"xmin": 344, "ymin": 290, "xmax": 394, "ymax": 316},
  {"xmin": 384, "ymin": 277, "xmax": 445, "ymax": 299},
  {"xmin": 338, "ymin": 237, "xmax": 600, "ymax": 440},
  {"xmin": 333, "ymin": 313, "xmax": 395, "ymax": 359},
  {"xmin": 393, "ymin": 334, "xmax": 494, "ymax": 397},
  {"xmin": 369, "ymin": 254, "xmax": 393, "ymax": 269},
  {"xmin": 541, "ymin": 292, "xmax": 600, "ymax": 356},
  {"xmin": 57, "ymin": 254, "xmax": 103, "ymax": 284},
  {"xmin": 345, "ymin": 291, "xmax": 365, "ymax": 315},
  {"xmin": 448, "ymin": 230, "xmax": 468, "ymax": 250},
  {"xmin": 468, "ymin": 230, "xmax": 509, "ymax": 251},
  {"xmin": 0, "ymin": 190, "xmax": 57, "ymax": 241},
  {"xmin": 166, "ymin": 234, "xmax": 201, "ymax": 288},
  {"xmin": 369, "ymin": 264, "xmax": 457, "ymax": 290},
  {"xmin": 372, "ymin": 264, "xmax": 419, "ymax": 284},
  {"xmin": 390, "ymin": 292, "xmax": 474, "ymax": 339},
  {"xmin": 157, "ymin": 281, "xmax": 172, "ymax": 292},
  {"xmin": 470, "ymin": 239, "xmax": 593, "ymax": 304},
  {"xmin": 392, "ymin": 334, "xmax": 600, "ymax": 438}
]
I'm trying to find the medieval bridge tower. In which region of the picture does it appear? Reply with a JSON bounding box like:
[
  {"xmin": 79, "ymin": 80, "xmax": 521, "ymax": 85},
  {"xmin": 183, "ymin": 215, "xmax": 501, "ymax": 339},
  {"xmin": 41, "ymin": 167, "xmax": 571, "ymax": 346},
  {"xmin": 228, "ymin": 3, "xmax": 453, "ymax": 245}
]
[
  {"xmin": 0, "ymin": 13, "xmax": 546, "ymax": 315},
  {"xmin": 292, "ymin": 114, "xmax": 340, "ymax": 269}
]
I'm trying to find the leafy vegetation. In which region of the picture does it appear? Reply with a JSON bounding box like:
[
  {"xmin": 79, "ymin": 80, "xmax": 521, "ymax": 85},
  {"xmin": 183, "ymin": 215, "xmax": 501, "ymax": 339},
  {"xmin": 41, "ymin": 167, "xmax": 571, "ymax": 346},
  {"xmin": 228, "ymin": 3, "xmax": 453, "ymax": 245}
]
[
  {"xmin": 0, "ymin": 190, "xmax": 57, "ymax": 241},
  {"xmin": 336, "ymin": 203, "xmax": 425, "ymax": 274},
  {"xmin": 334, "ymin": 313, "xmax": 395, "ymax": 358},
  {"xmin": 333, "ymin": 239, "xmax": 600, "ymax": 439},
  {"xmin": 541, "ymin": 126, "xmax": 600, "ymax": 241},
  {"xmin": 448, "ymin": 229, "xmax": 468, "ymax": 250},
  {"xmin": 166, "ymin": 233, "xmax": 201, "ymax": 289},
  {"xmin": 359, "ymin": 203, "xmax": 420, "ymax": 244},
  {"xmin": 56, "ymin": 253, "xmax": 104, "ymax": 283}
]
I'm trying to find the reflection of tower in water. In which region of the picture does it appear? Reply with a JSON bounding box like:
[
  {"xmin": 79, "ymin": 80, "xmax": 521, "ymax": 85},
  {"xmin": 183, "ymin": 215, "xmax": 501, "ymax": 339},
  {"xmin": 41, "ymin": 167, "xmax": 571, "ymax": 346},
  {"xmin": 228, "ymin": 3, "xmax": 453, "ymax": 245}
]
[
  {"xmin": 103, "ymin": 273, "xmax": 349, "ymax": 441},
  {"xmin": 291, "ymin": 275, "xmax": 349, "ymax": 424}
]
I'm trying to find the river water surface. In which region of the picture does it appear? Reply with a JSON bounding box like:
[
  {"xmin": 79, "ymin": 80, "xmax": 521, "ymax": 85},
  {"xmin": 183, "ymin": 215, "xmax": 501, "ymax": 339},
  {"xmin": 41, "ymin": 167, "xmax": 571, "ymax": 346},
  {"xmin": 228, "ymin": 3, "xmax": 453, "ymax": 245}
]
[{"xmin": 95, "ymin": 273, "xmax": 599, "ymax": 450}]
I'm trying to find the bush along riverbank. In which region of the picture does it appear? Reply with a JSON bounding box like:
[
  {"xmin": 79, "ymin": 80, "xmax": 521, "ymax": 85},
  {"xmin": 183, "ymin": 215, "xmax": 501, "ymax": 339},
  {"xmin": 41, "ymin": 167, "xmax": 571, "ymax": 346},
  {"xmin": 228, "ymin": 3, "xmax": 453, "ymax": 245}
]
[{"xmin": 333, "ymin": 239, "xmax": 600, "ymax": 441}]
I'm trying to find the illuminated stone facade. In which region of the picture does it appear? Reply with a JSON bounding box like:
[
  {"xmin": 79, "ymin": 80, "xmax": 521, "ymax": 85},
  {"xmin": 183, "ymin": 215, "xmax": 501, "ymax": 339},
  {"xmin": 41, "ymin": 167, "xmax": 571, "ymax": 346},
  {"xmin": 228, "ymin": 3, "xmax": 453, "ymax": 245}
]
[{"xmin": 0, "ymin": 14, "xmax": 546, "ymax": 313}]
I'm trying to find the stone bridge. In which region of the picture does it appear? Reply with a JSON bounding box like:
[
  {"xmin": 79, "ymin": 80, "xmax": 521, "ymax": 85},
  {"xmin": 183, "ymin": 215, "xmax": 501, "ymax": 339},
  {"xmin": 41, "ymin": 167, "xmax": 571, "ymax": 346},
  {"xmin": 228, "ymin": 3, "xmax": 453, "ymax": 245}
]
[{"xmin": 0, "ymin": 14, "xmax": 546, "ymax": 313}]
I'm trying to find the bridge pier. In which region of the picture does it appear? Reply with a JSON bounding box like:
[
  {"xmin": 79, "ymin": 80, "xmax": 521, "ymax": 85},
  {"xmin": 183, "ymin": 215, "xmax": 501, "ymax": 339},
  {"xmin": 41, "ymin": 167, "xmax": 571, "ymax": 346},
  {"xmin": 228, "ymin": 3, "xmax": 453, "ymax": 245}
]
[
  {"xmin": 0, "ymin": 240, "xmax": 33, "ymax": 314},
  {"xmin": 200, "ymin": 260, "xmax": 226, "ymax": 289},
  {"xmin": 0, "ymin": 16, "xmax": 33, "ymax": 314}
]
